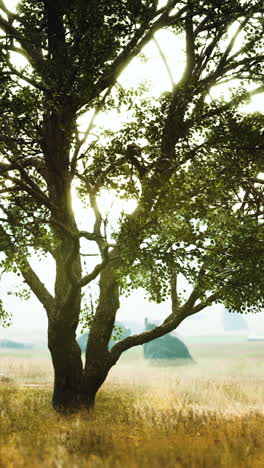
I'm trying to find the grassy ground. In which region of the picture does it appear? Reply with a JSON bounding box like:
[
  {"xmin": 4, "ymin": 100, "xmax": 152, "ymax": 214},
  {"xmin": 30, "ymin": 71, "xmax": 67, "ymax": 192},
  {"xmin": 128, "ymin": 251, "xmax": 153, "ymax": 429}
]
[{"xmin": 1, "ymin": 342, "xmax": 264, "ymax": 467}]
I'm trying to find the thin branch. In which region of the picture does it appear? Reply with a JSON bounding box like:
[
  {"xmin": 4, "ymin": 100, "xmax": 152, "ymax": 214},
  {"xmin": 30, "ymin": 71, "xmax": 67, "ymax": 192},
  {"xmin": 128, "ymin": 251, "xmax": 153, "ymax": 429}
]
[
  {"xmin": 253, "ymin": 178, "xmax": 264, "ymax": 185},
  {"xmin": 48, "ymin": 217, "xmax": 104, "ymax": 242},
  {"xmin": 71, "ymin": 86, "xmax": 113, "ymax": 174},
  {"xmin": 5, "ymin": 56, "xmax": 48, "ymax": 93},
  {"xmin": 86, "ymin": 4, "xmax": 187, "ymax": 107},
  {"xmin": 80, "ymin": 253, "xmax": 100, "ymax": 257},
  {"xmin": 10, "ymin": 160, "xmax": 51, "ymax": 207},
  {"xmin": 201, "ymin": 85, "xmax": 264, "ymax": 120},
  {"xmin": 0, "ymin": 0, "xmax": 14, "ymax": 17},
  {"xmin": 153, "ymin": 36, "xmax": 174, "ymax": 88},
  {"xmin": 170, "ymin": 267, "xmax": 179, "ymax": 313},
  {"xmin": 222, "ymin": 55, "xmax": 264, "ymax": 75},
  {"xmin": 1, "ymin": 171, "xmax": 51, "ymax": 209},
  {"xmin": 79, "ymin": 230, "xmax": 105, "ymax": 242},
  {"xmin": 0, "ymin": 14, "xmax": 44, "ymax": 71},
  {"xmin": 197, "ymin": 27, "xmax": 226, "ymax": 74},
  {"xmin": 78, "ymin": 259, "xmax": 108, "ymax": 288},
  {"xmin": 216, "ymin": 15, "xmax": 251, "ymax": 74},
  {"xmin": 166, "ymin": 5, "xmax": 188, "ymax": 25},
  {"xmin": 89, "ymin": 192, "xmax": 107, "ymax": 252}
]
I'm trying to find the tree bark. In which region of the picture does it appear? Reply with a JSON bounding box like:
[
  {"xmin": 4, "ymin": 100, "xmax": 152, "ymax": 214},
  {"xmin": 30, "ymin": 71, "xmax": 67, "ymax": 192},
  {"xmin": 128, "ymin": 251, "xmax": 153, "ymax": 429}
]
[
  {"xmin": 79, "ymin": 263, "xmax": 120, "ymax": 408},
  {"xmin": 48, "ymin": 307, "xmax": 83, "ymax": 411}
]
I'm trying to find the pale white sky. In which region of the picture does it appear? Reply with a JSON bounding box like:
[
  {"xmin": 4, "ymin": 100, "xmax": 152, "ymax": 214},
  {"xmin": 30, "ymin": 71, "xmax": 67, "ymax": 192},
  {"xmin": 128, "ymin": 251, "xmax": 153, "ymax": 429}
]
[{"xmin": 0, "ymin": 1, "xmax": 263, "ymax": 341}]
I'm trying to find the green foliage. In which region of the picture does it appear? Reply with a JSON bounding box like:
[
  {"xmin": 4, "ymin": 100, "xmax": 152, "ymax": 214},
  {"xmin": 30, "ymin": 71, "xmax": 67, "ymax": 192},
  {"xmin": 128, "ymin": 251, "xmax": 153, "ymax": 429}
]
[
  {"xmin": 0, "ymin": 298, "xmax": 12, "ymax": 328},
  {"xmin": 0, "ymin": 0, "xmax": 264, "ymax": 331},
  {"xmin": 7, "ymin": 286, "xmax": 31, "ymax": 302},
  {"xmin": 79, "ymin": 291, "xmax": 96, "ymax": 334},
  {"xmin": 112, "ymin": 97, "xmax": 264, "ymax": 312},
  {"xmin": 16, "ymin": 0, "xmax": 156, "ymax": 100}
]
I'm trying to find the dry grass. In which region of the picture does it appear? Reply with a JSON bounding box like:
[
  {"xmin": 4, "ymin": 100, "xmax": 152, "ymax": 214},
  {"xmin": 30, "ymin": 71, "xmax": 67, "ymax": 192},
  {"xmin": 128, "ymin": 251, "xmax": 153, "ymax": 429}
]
[{"xmin": 1, "ymin": 343, "xmax": 264, "ymax": 467}]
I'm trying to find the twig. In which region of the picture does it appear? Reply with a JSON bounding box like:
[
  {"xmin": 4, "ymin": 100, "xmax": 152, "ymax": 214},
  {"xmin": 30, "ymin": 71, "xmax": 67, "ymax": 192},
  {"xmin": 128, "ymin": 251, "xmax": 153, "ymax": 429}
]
[{"xmin": 153, "ymin": 36, "xmax": 174, "ymax": 88}]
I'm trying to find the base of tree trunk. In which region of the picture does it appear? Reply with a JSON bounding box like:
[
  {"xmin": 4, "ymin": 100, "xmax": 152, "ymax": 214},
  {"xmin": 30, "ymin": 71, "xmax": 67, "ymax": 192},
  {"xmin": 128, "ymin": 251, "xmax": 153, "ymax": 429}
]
[
  {"xmin": 52, "ymin": 378, "xmax": 82, "ymax": 413},
  {"xmin": 52, "ymin": 378, "xmax": 98, "ymax": 413},
  {"xmin": 78, "ymin": 393, "xmax": 96, "ymax": 411}
]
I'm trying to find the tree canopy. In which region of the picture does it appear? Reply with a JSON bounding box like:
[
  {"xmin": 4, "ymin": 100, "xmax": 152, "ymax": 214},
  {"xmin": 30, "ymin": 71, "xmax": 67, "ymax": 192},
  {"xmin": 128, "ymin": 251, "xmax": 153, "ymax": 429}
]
[{"xmin": 0, "ymin": 0, "xmax": 264, "ymax": 410}]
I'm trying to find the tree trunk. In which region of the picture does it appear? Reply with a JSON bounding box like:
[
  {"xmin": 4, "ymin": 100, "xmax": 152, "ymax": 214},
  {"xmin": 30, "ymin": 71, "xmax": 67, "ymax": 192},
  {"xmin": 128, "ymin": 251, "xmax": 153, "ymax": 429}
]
[
  {"xmin": 48, "ymin": 314, "xmax": 83, "ymax": 411},
  {"xmin": 48, "ymin": 263, "xmax": 120, "ymax": 411},
  {"xmin": 79, "ymin": 364, "xmax": 109, "ymax": 410},
  {"xmin": 79, "ymin": 263, "xmax": 120, "ymax": 408}
]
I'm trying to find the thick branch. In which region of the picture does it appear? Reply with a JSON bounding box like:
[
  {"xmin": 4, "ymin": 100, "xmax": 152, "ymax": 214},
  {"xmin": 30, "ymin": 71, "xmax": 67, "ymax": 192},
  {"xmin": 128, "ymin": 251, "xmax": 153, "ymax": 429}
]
[
  {"xmin": 5, "ymin": 56, "xmax": 48, "ymax": 92},
  {"xmin": 191, "ymin": 293, "xmax": 218, "ymax": 315},
  {"xmin": 21, "ymin": 259, "xmax": 55, "ymax": 313},
  {"xmin": 9, "ymin": 161, "xmax": 51, "ymax": 208},
  {"xmin": 0, "ymin": 225, "xmax": 54, "ymax": 312},
  {"xmin": 0, "ymin": 172, "xmax": 51, "ymax": 209},
  {"xmin": 110, "ymin": 291, "xmax": 218, "ymax": 363},
  {"xmin": 110, "ymin": 309, "xmax": 186, "ymax": 364}
]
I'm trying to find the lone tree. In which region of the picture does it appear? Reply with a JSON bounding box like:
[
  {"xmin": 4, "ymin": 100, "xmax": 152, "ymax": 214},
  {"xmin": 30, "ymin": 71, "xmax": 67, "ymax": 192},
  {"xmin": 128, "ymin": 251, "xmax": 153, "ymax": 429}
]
[{"xmin": 0, "ymin": 0, "xmax": 264, "ymax": 411}]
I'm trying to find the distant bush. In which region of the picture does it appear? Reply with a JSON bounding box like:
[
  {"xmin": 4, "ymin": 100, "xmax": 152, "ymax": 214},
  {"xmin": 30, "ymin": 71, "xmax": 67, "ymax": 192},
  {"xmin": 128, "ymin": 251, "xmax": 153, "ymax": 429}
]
[
  {"xmin": 0, "ymin": 339, "xmax": 32, "ymax": 349},
  {"xmin": 144, "ymin": 320, "xmax": 194, "ymax": 363}
]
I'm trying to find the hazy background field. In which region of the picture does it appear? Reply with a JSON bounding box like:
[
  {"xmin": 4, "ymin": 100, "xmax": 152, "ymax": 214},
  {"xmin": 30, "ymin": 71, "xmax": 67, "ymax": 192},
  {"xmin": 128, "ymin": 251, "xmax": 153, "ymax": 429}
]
[
  {"xmin": 1, "ymin": 340, "xmax": 264, "ymax": 467},
  {"xmin": 1, "ymin": 338, "xmax": 264, "ymax": 383}
]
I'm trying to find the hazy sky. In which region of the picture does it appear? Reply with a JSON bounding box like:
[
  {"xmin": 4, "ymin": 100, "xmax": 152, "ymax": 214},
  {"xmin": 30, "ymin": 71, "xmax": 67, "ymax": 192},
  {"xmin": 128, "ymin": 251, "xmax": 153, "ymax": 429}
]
[{"xmin": 0, "ymin": 1, "xmax": 263, "ymax": 341}]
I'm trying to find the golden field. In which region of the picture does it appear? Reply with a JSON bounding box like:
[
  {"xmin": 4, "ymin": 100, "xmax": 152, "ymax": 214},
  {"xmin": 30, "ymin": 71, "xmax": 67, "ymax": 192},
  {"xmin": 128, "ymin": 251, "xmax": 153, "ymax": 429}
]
[{"xmin": 1, "ymin": 341, "xmax": 264, "ymax": 467}]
